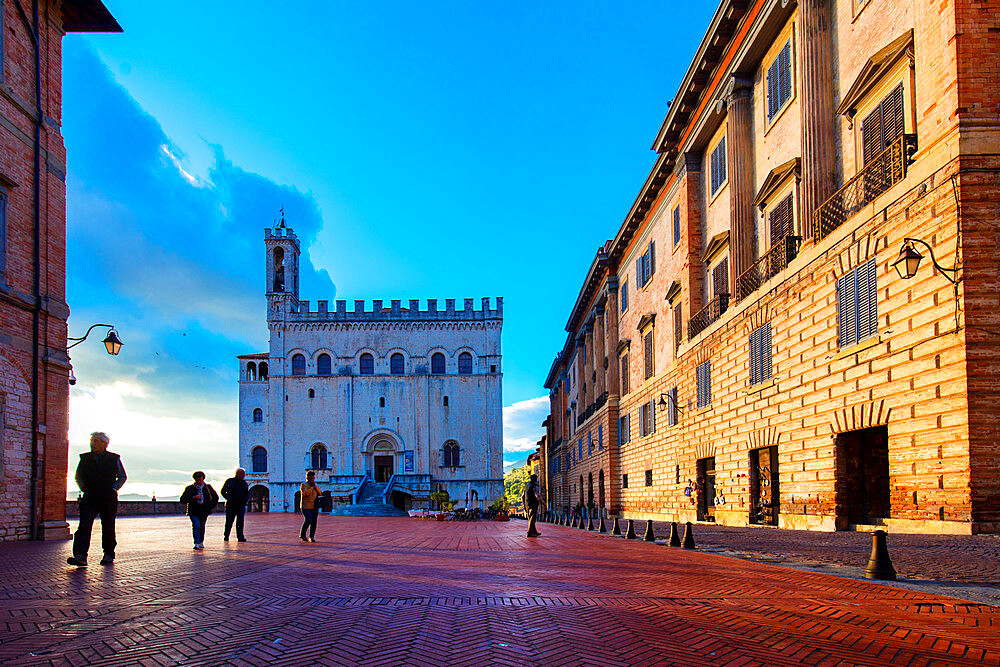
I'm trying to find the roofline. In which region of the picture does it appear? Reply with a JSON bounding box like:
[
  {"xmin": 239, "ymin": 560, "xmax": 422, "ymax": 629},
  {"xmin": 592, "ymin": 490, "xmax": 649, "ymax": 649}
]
[{"xmin": 62, "ymin": 0, "xmax": 122, "ymax": 33}]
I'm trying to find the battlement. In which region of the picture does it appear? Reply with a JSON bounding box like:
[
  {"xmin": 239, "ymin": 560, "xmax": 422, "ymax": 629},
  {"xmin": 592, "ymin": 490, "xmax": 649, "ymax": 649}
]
[
  {"xmin": 264, "ymin": 226, "xmax": 298, "ymax": 241},
  {"xmin": 284, "ymin": 297, "xmax": 504, "ymax": 322}
]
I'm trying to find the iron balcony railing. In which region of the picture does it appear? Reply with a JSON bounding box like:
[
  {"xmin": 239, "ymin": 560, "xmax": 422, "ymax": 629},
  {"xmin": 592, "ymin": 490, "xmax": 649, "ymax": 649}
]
[
  {"xmin": 578, "ymin": 391, "xmax": 608, "ymax": 425},
  {"xmin": 688, "ymin": 292, "xmax": 729, "ymax": 340},
  {"xmin": 734, "ymin": 235, "xmax": 803, "ymax": 303},
  {"xmin": 814, "ymin": 133, "xmax": 917, "ymax": 242}
]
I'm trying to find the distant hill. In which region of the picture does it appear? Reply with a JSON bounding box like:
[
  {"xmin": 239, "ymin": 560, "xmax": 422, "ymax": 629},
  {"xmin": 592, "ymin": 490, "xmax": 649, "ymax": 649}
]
[{"xmin": 66, "ymin": 493, "xmax": 180, "ymax": 501}]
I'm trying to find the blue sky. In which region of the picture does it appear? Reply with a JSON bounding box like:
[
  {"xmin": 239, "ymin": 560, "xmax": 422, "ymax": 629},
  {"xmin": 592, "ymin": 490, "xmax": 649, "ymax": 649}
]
[{"xmin": 63, "ymin": 1, "xmax": 716, "ymax": 497}]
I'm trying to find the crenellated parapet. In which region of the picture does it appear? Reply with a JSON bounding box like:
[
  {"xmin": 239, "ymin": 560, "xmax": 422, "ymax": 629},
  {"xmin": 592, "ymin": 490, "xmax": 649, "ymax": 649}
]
[{"xmin": 285, "ymin": 297, "xmax": 503, "ymax": 323}]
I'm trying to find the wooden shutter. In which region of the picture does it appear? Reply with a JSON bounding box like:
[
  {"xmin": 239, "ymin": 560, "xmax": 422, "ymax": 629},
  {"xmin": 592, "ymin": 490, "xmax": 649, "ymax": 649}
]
[
  {"xmin": 621, "ymin": 283, "xmax": 628, "ymax": 312},
  {"xmin": 673, "ymin": 206, "xmax": 681, "ymax": 246},
  {"xmin": 778, "ymin": 41, "xmax": 792, "ymax": 108},
  {"xmin": 625, "ymin": 414, "xmax": 630, "ymax": 443},
  {"xmin": 620, "ymin": 354, "xmax": 629, "ymax": 394},
  {"xmin": 644, "ymin": 332, "xmax": 654, "ymax": 380},
  {"xmin": 837, "ymin": 272, "xmax": 858, "ymax": 347},
  {"xmin": 881, "ymin": 84, "xmax": 905, "ymax": 149},
  {"xmin": 650, "ymin": 399, "xmax": 656, "ymax": 433},
  {"xmin": 861, "ymin": 103, "xmax": 883, "ymax": 166},
  {"xmin": 857, "ymin": 259, "xmax": 878, "ymax": 341},
  {"xmin": 674, "ymin": 303, "xmax": 682, "ymax": 351},
  {"xmin": 668, "ymin": 387, "xmax": 677, "ymax": 426},
  {"xmin": 762, "ymin": 323, "xmax": 773, "ymax": 382},
  {"xmin": 767, "ymin": 57, "xmax": 779, "ymax": 120},
  {"xmin": 713, "ymin": 258, "xmax": 729, "ymax": 298},
  {"xmin": 749, "ymin": 327, "xmax": 761, "ymax": 385},
  {"xmin": 769, "ymin": 194, "xmax": 794, "ymax": 245},
  {"xmin": 649, "ymin": 241, "xmax": 656, "ymax": 276}
]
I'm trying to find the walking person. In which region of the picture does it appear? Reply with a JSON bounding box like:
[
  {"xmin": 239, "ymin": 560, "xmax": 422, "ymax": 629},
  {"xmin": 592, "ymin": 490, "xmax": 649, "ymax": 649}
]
[
  {"xmin": 67, "ymin": 432, "xmax": 127, "ymax": 566},
  {"xmin": 300, "ymin": 471, "xmax": 322, "ymax": 542},
  {"xmin": 180, "ymin": 471, "xmax": 219, "ymax": 550},
  {"xmin": 523, "ymin": 473, "xmax": 543, "ymax": 537},
  {"xmin": 221, "ymin": 468, "xmax": 250, "ymax": 542}
]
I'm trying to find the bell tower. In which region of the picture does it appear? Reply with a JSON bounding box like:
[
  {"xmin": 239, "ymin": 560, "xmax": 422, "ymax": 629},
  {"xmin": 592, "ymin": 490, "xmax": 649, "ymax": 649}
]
[{"xmin": 264, "ymin": 210, "xmax": 300, "ymax": 321}]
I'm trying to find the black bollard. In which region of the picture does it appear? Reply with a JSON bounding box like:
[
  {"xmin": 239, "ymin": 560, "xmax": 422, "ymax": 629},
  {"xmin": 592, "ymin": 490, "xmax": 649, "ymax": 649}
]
[
  {"xmin": 611, "ymin": 517, "xmax": 621, "ymax": 535},
  {"xmin": 681, "ymin": 522, "xmax": 695, "ymax": 549},
  {"xmin": 643, "ymin": 519, "xmax": 656, "ymax": 542},
  {"xmin": 587, "ymin": 515, "xmax": 595, "ymax": 531},
  {"xmin": 625, "ymin": 519, "xmax": 637, "ymax": 539},
  {"xmin": 865, "ymin": 530, "xmax": 897, "ymax": 581},
  {"xmin": 668, "ymin": 521, "xmax": 681, "ymax": 547},
  {"xmin": 598, "ymin": 516, "xmax": 607, "ymax": 533},
  {"xmin": 579, "ymin": 514, "xmax": 587, "ymax": 530},
  {"xmin": 571, "ymin": 515, "xmax": 579, "ymax": 528}
]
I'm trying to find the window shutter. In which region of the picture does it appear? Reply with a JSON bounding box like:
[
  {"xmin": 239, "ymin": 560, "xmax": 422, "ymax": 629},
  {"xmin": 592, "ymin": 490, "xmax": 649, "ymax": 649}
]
[
  {"xmin": 779, "ymin": 41, "xmax": 792, "ymax": 107},
  {"xmin": 882, "ymin": 83, "xmax": 905, "ymax": 149},
  {"xmin": 763, "ymin": 323, "xmax": 773, "ymax": 381},
  {"xmin": 673, "ymin": 206, "xmax": 681, "ymax": 246},
  {"xmin": 749, "ymin": 328, "xmax": 761, "ymax": 386},
  {"xmin": 705, "ymin": 361, "xmax": 711, "ymax": 405},
  {"xmin": 617, "ymin": 418, "xmax": 622, "ymax": 443},
  {"xmin": 674, "ymin": 303, "xmax": 682, "ymax": 351},
  {"xmin": 650, "ymin": 399, "xmax": 656, "ymax": 433},
  {"xmin": 861, "ymin": 103, "xmax": 883, "ymax": 166},
  {"xmin": 767, "ymin": 58, "xmax": 778, "ymax": 120},
  {"xmin": 718, "ymin": 137, "xmax": 726, "ymax": 185},
  {"xmin": 649, "ymin": 241, "xmax": 656, "ymax": 276},
  {"xmin": 858, "ymin": 259, "xmax": 878, "ymax": 341},
  {"xmin": 713, "ymin": 258, "xmax": 729, "ymax": 298},
  {"xmin": 837, "ymin": 272, "xmax": 857, "ymax": 347},
  {"xmin": 626, "ymin": 414, "xmax": 630, "ymax": 442},
  {"xmin": 769, "ymin": 194, "xmax": 794, "ymax": 245},
  {"xmin": 636, "ymin": 258, "xmax": 642, "ymax": 288},
  {"xmin": 644, "ymin": 332, "xmax": 654, "ymax": 380},
  {"xmin": 621, "ymin": 283, "xmax": 628, "ymax": 311}
]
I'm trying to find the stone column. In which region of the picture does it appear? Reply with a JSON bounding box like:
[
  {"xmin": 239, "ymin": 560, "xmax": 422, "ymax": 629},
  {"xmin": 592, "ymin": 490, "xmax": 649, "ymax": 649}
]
[
  {"xmin": 594, "ymin": 306, "xmax": 606, "ymax": 398},
  {"xmin": 726, "ymin": 75, "xmax": 755, "ymax": 297},
  {"xmin": 799, "ymin": 0, "xmax": 837, "ymax": 237}
]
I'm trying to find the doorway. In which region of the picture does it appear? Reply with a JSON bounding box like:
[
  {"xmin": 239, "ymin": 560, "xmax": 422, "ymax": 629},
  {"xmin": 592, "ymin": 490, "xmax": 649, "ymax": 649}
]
[
  {"xmin": 375, "ymin": 455, "xmax": 394, "ymax": 483},
  {"xmin": 696, "ymin": 457, "xmax": 716, "ymax": 522},
  {"xmin": 835, "ymin": 426, "xmax": 890, "ymax": 526},
  {"xmin": 749, "ymin": 446, "xmax": 779, "ymax": 526},
  {"xmin": 248, "ymin": 485, "xmax": 269, "ymax": 512}
]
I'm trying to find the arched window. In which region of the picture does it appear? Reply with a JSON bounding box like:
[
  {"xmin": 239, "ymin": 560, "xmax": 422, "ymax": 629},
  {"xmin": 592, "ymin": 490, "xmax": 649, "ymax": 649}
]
[
  {"xmin": 431, "ymin": 352, "xmax": 446, "ymax": 374},
  {"xmin": 252, "ymin": 446, "xmax": 268, "ymax": 473},
  {"xmin": 443, "ymin": 441, "xmax": 460, "ymax": 467},
  {"xmin": 291, "ymin": 354, "xmax": 306, "ymax": 376},
  {"xmin": 247, "ymin": 362, "xmax": 257, "ymax": 382},
  {"xmin": 272, "ymin": 247, "xmax": 285, "ymax": 291},
  {"xmin": 311, "ymin": 444, "xmax": 328, "ymax": 470},
  {"xmin": 579, "ymin": 475, "xmax": 584, "ymax": 504},
  {"xmin": 317, "ymin": 353, "xmax": 332, "ymax": 376},
  {"xmin": 587, "ymin": 472, "xmax": 594, "ymax": 507},
  {"xmin": 458, "ymin": 352, "xmax": 473, "ymax": 375},
  {"xmin": 360, "ymin": 353, "xmax": 374, "ymax": 375},
  {"xmin": 252, "ymin": 408, "xmax": 263, "ymax": 422},
  {"xmin": 308, "ymin": 388, "xmax": 315, "ymax": 398},
  {"xmin": 390, "ymin": 353, "xmax": 404, "ymax": 375},
  {"xmin": 443, "ymin": 395, "xmax": 449, "ymax": 407},
  {"xmin": 259, "ymin": 362, "xmax": 268, "ymax": 380}
]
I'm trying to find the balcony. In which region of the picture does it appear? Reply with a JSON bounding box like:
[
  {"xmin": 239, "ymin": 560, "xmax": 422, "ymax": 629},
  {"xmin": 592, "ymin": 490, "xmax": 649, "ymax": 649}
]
[
  {"xmin": 734, "ymin": 235, "xmax": 803, "ymax": 303},
  {"xmin": 814, "ymin": 134, "xmax": 917, "ymax": 242},
  {"xmin": 577, "ymin": 392, "xmax": 608, "ymax": 425},
  {"xmin": 688, "ymin": 293, "xmax": 729, "ymax": 340}
]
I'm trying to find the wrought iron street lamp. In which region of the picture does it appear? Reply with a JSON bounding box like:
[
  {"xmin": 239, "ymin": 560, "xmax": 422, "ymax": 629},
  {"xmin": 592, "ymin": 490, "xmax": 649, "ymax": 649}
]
[
  {"xmin": 892, "ymin": 237, "xmax": 960, "ymax": 284},
  {"xmin": 68, "ymin": 323, "xmax": 123, "ymax": 355}
]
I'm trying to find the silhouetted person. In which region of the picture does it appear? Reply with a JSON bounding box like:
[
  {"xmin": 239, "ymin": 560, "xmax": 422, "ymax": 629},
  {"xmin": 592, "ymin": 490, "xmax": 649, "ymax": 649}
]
[
  {"xmin": 221, "ymin": 468, "xmax": 250, "ymax": 542},
  {"xmin": 523, "ymin": 474, "xmax": 542, "ymax": 537},
  {"xmin": 181, "ymin": 471, "xmax": 219, "ymax": 550},
  {"xmin": 68, "ymin": 432, "xmax": 126, "ymax": 566}
]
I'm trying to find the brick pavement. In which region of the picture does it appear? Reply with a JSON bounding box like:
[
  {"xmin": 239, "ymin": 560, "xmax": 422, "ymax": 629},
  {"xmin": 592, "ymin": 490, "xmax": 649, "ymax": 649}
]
[{"xmin": 0, "ymin": 514, "xmax": 998, "ymax": 666}]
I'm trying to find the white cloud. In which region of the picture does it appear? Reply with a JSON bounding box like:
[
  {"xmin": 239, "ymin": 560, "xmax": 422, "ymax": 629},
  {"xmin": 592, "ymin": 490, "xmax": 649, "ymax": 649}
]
[{"xmin": 502, "ymin": 395, "xmax": 548, "ymax": 461}]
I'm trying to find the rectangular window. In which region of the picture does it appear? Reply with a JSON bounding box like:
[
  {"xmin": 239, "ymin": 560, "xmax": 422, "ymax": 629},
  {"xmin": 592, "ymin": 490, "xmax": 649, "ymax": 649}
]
[
  {"xmin": 598, "ymin": 425, "xmax": 603, "ymax": 451},
  {"xmin": 620, "ymin": 282, "xmax": 628, "ymax": 312},
  {"xmin": 622, "ymin": 474, "xmax": 629, "ymax": 489},
  {"xmin": 587, "ymin": 432, "xmax": 593, "ymax": 456},
  {"xmin": 667, "ymin": 387, "xmax": 678, "ymax": 426},
  {"xmin": 768, "ymin": 193, "xmax": 794, "ymax": 247},
  {"xmin": 643, "ymin": 331, "xmax": 654, "ymax": 380},
  {"xmin": 618, "ymin": 414, "xmax": 631, "ymax": 444},
  {"xmin": 710, "ymin": 136, "xmax": 727, "ymax": 194},
  {"xmin": 635, "ymin": 241, "xmax": 656, "ymax": 288},
  {"xmin": 712, "ymin": 257, "xmax": 729, "ymax": 299},
  {"xmin": 673, "ymin": 205, "xmax": 681, "ymax": 247},
  {"xmin": 620, "ymin": 353, "xmax": 629, "ymax": 395},
  {"xmin": 837, "ymin": 258, "xmax": 878, "ymax": 348},
  {"xmin": 578, "ymin": 439, "xmax": 583, "ymax": 461},
  {"xmin": 861, "ymin": 83, "xmax": 905, "ymax": 166},
  {"xmin": 696, "ymin": 360, "xmax": 712, "ymax": 408},
  {"xmin": 749, "ymin": 323, "xmax": 773, "ymax": 386},
  {"xmin": 645, "ymin": 469, "xmax": 653, "ymax": 487},
  {"xmin": 767, "ymin": 40, "xmax": 793, "ymax": 121},
  {"xmin": 673, "ymin": 302, "xmax": 682, "ymax": 352},
  {"xmin": 0, "ymin": 190, "xmax": 6, "ymax": 280}
]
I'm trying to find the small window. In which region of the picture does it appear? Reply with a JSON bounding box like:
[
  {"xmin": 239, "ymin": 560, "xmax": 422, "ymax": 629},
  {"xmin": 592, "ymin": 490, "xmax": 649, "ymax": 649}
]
[
  {"xmin": 749, "ymin": 323, "xmax": 773, "ymax": 386},
  {"xmin": 712, "ymin": 257, "xmax": 729, "ymax": 299},
  {"xmin": 767, "ymin": 40, "xmax": 793, "ymax": 122},
  {"xmin": 667, "ymin": 387, "xmax": 678, "ymax": 427},
  {"xmin": 578, "ymin": 439, "xmax": 583, "ymax": 460},
  {"xmin": 308, "ymin": 388, "xmax": 315, "ymax": 398},
  {"xmin": 861, "ymin": 83, "xmax": 905, "ymax": 167},
  {"xmin": 443, "ymin": 395, "xmax": 449, "ymax": 407},
  {"xmin": 431, "ymin": 352, "xmax": 446, "ymax": 374},
  {"xmin": 837, "ymin": 258, "xmax": 878, "ymax": 348},
  {"xmin": 598, "ymin": 424, "xmax": 603, "ymax": 451},
  {"xmin": 458, "ymin": 352, "xmax": 473, "ymax": 374},
  {"xmin": 672, "ymin": 205, "xmax": 681, "ymax": 247},
  {"xmin": 291, "ymin": 354, "xmax": 306, "ymax": 376},
  {"xmin": 645, "ymin": 470, "xmax": 653, "ymax": 487},
  {"xmin": 587, "ymin": 432, "xmax": 593, "ymax": 456},
  {"xmin": 259, "ymin": 362, "xmax": 268, "ymax": 380},
  {"xmin": 635, "ymin": 241, "xmax": 656, "ymax": 289},
  {"xmin": 643, "ymin": 331, "xmax": 654, "ymax": 380},
  {"xmin": 490, "ymin": 364, "xmax": 497, "ymax": 373},
  {"xmin": 618, "ymin": 414, "xmax": 631, "ymax": 444},
  {"xmin": 246, "ymin": 361, "xmax": 257, "ymax": 382},
  {"xmin": 390, "ymin": 353, "xmax": 404, "ymax": 375},
  {"xmin": 710, "ymin": 136, "xmax": 727, "ymax": 194},
  {"xmin": 622, "ymin": 474, "xmax": 629, "ymax": 489},
  {"xmin": 317, "ymin": 353, "xmax": 332, "ymax": 376},
  {"xmin": 768, "ymin": 193, "xmax": 795, "ymax": 247},
  {"xmin": 251, "ymin": 446, "xmax": 267, "ymax": 473},
  {"xmin": 620, "ymin": 353, "xmax": 629, "ymax": 394},
  {"xmin": 359, "ymin": 353, "xmax": 374, "ymax": 375},
  {"xmin": 311, "ymin": 444, "xmax": 328, "ymax": 470},
  {"xmin": 252, "ymin": 408, "xmax": 263, "ymax": 423},
  {"xmin": 620, "ymin": 282, "xmax": 628, "ymax": 312},
  {"xmin": 696, "ymin": 361, "xmax": 712, "ymax": 408},
  {"xmin": 379, "ymin": 397, "xmax": 385, "ymax": 408},
  {"xmin": 443, "ymin": 441, "xmax": 460, "ymax": 467}
]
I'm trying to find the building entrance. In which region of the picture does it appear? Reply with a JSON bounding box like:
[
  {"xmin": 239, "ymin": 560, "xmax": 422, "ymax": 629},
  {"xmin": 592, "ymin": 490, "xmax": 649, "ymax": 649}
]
[
  {"xmin": 835, "ymin": 426, "xmax": 890, "ymax": 526},
  {"xmin": 750, "ymin": 446, "xmax": 779, "ymax": 525},
  {"xmin": 374, "ymin": 455, "xmax": 394, "ymax": 483},
  {"xmin": 696, "ymin": 457, "xmax": 716, "ymax": 522}
]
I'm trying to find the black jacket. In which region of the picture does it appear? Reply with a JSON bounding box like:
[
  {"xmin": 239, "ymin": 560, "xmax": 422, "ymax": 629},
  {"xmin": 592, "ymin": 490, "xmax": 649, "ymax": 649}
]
[
  {"xmin": 180, "ymin": 483, "xmax": 219, "ymax": 517},
  {"xmin": 75, "ymin": 451, "xmax": 126, "ymax": 501},
  {"xmin": 220, "ymin": 477, "xmax": 250, "ymax": 508}
]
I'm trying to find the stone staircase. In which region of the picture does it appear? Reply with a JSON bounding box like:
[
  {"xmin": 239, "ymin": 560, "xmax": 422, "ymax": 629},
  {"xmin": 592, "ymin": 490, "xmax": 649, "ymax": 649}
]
[{"xmin": 329, "ymin": 481, "xmax": 409, "ymax": 518}]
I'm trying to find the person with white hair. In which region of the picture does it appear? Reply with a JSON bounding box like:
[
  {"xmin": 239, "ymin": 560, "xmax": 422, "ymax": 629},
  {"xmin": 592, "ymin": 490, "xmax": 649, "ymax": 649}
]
[
  {"xmin": 67, "ymin": 432, "xmax": 127, "ymax": 566},
  {"xmin": 220, "ymin": 467, "xmax": 250, "ymax": 542}
]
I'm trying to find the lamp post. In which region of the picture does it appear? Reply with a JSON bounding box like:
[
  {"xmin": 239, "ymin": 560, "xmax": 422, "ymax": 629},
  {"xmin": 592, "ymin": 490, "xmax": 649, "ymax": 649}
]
[
  {"xmin": 67, "ymin": 323, "xmax": 123, "ymax": 355},
  {"xmin": 892, "ymin": 238, "xmax": 960, "ymax": 285}
]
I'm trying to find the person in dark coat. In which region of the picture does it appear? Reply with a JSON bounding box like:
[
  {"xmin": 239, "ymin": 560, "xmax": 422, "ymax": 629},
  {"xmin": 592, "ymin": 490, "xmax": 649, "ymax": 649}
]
[
  {"xmin": 220, "ymin": 467, "xmax": 250, "ymax": 542},
  {"xmin": 68, "ymin": 432, "xmax": 127, "ymax": 566},
  {"xmin": 523, "ymin": 473, "xmax": 543, "ymax": 537},
  {"xmin": 180, "ymin": 471, "xmax": 219, "ymax": 550}
]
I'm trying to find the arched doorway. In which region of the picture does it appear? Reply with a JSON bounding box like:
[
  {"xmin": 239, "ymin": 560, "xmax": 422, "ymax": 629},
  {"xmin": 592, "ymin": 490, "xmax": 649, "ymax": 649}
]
[
  {"xmin": 249, "ymin": 485, "xmax": 269, "ymax": 512},
  {"xmin": 373, "ymin": 440, "xmax": 395, "ymax": 482},
  {"xmin": 598, "ymin": 469, "xmax": 605, "ymax": 509}
]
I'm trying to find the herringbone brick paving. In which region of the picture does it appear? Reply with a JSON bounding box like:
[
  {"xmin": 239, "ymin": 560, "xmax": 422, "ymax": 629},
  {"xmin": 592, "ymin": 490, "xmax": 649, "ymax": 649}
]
[{"xmin": 0, "ymin": 515, "xmax": 997, "ymax": 666}]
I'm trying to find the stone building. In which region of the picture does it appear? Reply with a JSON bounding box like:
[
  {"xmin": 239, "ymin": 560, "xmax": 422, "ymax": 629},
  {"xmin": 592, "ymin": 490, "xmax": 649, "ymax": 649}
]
[
  {"xmin": 0, "ymin": 1, "xmax": 119, "ymax": 541},
  {"xmin": 544, "ymin": 0, "xmax": 1000, "ymax": 534},
  {"xmin": 238, "ymin": 222, "xmax": 504, "ymax": 513}
]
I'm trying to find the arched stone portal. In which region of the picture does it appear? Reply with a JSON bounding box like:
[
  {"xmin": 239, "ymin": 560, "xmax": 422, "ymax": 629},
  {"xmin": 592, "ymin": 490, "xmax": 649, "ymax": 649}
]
[
  {"xmin": 373, "ymin": 440, "xmax": 395, "ymax": 482},
  {"xmin": 249, "ymin": 485, "xmax": 269, "ymax": 512}
]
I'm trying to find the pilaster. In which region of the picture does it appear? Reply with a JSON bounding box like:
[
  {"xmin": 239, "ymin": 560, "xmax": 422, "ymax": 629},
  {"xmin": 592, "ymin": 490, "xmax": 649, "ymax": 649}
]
[
  {"xmin": 799, "ymin": 0, "xmax": 837, "ymax": 235},
  {"xmin": 725, "ymin": 76, "xmax": 756, "ymax": 296}
]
